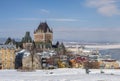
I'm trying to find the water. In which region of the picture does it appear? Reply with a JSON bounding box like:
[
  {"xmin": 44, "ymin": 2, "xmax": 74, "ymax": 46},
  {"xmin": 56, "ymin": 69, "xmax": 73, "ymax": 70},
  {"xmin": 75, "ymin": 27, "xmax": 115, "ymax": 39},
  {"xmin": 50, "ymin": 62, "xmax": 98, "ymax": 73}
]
[{"xmin": 99, "ymin": 49, "xmax": 120, "ymax": 61}]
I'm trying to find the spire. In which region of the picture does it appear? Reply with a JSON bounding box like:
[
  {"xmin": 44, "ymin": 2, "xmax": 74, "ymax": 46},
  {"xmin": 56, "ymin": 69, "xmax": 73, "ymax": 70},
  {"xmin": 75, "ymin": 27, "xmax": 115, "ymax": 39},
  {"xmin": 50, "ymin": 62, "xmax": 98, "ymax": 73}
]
[{"xmin": 22, "ymin": 31, "xmax": 32, "ymax": 43}]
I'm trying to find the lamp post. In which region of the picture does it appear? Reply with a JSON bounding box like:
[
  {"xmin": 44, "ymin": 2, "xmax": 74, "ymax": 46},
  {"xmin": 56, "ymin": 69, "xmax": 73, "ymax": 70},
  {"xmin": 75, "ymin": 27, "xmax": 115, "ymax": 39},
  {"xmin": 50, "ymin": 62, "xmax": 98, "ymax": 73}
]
[
  {"xmin": 85, "ymin": 55, "xmax": 90, "ymax": 74},
  {"xmin": 100, "ymin": 63, "xmax": 104, "ymax": 74}
]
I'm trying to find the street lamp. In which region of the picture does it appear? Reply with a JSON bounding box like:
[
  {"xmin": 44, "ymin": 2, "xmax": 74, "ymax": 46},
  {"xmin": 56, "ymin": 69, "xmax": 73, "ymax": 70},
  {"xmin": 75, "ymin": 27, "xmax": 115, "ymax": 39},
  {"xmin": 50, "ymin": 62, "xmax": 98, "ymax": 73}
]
[{"xmin": 100, "ymin": 63, "xmax": 104, "ymax": 74}]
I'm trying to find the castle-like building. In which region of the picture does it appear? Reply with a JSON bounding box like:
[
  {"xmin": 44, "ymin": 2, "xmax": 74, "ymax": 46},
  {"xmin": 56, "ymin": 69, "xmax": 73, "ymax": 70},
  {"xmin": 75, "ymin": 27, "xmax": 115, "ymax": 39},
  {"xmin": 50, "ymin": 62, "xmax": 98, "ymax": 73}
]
[{"xmin": 34, "ymin": 22, "xmax": 53, "ymax": 43}]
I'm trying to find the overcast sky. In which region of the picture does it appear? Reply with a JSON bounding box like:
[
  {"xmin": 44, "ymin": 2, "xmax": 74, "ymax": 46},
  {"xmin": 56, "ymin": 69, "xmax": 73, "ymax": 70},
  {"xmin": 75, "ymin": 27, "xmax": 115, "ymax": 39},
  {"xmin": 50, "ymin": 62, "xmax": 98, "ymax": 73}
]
[{"xmin": 0, "ymin": 0, "xmax": 120, "ymax": 42}]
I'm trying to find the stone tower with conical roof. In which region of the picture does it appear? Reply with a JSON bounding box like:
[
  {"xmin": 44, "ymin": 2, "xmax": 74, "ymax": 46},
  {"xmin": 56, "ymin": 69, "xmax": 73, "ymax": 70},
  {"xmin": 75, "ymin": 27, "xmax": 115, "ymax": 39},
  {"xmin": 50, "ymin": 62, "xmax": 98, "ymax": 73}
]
[{"xmin": 34, "ymin": 22, "xmax": 53, "ymax": 43}]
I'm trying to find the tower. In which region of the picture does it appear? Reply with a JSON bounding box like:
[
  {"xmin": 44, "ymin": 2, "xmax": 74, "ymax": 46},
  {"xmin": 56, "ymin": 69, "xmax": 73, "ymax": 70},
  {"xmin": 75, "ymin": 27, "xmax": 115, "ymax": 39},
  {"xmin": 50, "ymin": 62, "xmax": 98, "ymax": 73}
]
[
  {"xmin": 34, "ymin": 22, "xmax": 53, "ymax": 43},
  {"xmin": 22, "ymin": 31, "xmax": 33, "ymax": 49}
]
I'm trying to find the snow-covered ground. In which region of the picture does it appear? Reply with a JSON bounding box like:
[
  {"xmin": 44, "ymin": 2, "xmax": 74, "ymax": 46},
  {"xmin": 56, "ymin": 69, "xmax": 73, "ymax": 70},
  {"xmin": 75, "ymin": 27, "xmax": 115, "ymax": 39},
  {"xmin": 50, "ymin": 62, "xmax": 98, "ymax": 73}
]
[{"xmin": 0, "ymin": 68, "xmax": 120, "ymax": 81}]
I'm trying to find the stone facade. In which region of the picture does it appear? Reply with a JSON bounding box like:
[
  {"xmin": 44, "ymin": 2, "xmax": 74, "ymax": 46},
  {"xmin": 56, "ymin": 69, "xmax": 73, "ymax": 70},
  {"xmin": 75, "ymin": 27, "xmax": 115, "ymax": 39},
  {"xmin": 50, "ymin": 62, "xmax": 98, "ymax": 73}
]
[
  {"xmin": 0, "ymin": 45, "xmax": 16, "ymax": 69},
  {"xmin": 22, "ymin": 53, "xmax": 42, "ymax": 69},
  {"xmin": 34, "ymin": 22, "xmax": 53, "ymax": 43}
]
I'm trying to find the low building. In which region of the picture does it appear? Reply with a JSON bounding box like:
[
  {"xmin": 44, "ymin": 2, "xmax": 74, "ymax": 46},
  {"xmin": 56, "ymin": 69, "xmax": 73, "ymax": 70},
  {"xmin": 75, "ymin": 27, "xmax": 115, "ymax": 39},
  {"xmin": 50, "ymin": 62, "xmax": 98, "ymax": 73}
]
[
  {"xmin": 66, "ymin": 46, "xmax": 94, "ymax": 56},
  {"xmin": 69, "ymin": 56, "xmax": 88, "ymax": 68},
  {"xmin": 0, "ymin": 45, "xmax": 16, "ymax": 69},
  {"xmin": 98, "ymin": 55, "xmax": 119, "ymax": 69},
  {"xmin": 38, "ymin": 50, "xmax": 57, "ymax": 69},
  {"xmin": 22, "ymin": 52, "xmax": 42, "ymax": 70},
  {"xmin": 16, "ymin": 49, "xmax": 42, "ymax": 70},
  {"xmin": 99, "ymin": 59, "xmax": 119, "ymax": 69}
]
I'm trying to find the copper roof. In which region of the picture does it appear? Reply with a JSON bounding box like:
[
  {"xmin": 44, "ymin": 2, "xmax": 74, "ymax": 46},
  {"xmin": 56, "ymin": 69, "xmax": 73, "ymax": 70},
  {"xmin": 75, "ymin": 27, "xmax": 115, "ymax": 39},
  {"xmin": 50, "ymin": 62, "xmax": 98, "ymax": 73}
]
[{"xmin": 34, "ymin": 22, "xmax": 52, "ymax": 33}]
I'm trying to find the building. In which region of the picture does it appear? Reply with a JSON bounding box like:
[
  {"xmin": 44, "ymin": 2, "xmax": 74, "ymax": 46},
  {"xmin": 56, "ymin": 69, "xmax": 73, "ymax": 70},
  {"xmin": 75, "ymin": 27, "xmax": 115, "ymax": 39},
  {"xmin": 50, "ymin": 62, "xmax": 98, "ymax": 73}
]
[
  {"xmin": 22, "ymin": 51, "xmax": 42, "ymax": 70},
  {"xmin": 4, "ymin": 37, "xmax": 16, "ymax": 45},
  {"xmin": 34, "ymin": 22, "xmax": 53, "ymax": 43},
  {"xmin": 22, "ymin": 31, "xmax": 33, "ymax": 49},
  {"xmin": 69, "ymin": 56, "xmax": 88, "ymax": 68},
  {"xmin": 97, "ymin": 55, "xmax": 119, "ymax": 69},
  {"xmin": 4, "ymin": 37, "xmax": 23, "ymax": 49},
  {"xmin": 0, "ymin": 45, "xmax": 16, "ymax": 69},
  {"xmin": 66, "ymin": 45, "xmax": 90, "ymax": 54},
  {"xmin": 38, "ymin": 50, "xmax": 57, "ymax": 69},
  {"xmin": 15, "ymin": 49, "xmax": 42, "ymax": 70}
]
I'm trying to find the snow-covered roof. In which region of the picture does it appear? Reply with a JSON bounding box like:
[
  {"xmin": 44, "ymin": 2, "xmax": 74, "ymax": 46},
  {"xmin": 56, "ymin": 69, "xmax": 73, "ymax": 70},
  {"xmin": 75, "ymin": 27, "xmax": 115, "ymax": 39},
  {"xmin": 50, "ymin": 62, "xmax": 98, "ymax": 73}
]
[
  {"xmin": 0, "ymin": 45, "xmax": 16, "ymax": 49},
  {"xmin": 37, "ymin": 50, "xmax": 56, "ymax": 58},
  {"xmin": 82, "ymin": 49, "xmax": 91, "ymax": 53},
  {"xmin": 16, "ymin": 49, "xmax": 30, "ymax": 57},
  {"xmin": 19, "ymin": 49, "xmax": 26, "ymax": 53},
  {"xmin": 23, "ymin": 51, "xmax": 30, "ymax": 57}
]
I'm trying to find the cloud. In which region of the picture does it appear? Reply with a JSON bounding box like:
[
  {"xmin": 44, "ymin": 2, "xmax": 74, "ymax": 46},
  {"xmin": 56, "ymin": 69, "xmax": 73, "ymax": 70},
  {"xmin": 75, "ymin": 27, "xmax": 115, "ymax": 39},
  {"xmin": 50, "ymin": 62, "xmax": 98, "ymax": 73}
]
[
  {"xmin": 54, "ymin": 27, "xmax": 120, "ymax": 33},
  {"xmin": 16, "ymin": 18, "xmax": 39, "ymax": 21},
  {"xmin": 16, "ymin": 18, "xmax": 79, "ymax": 22},
  {"xmin": 54, "ymin": 27, "xmax": 120, "ymax": 42},
  {"xmin": 86, "ymin": 0, "xmax": 120, "ymax": 16},
  {"xmin": 40, "ymin": 9, "xmax": 50, "ymax": 14},
  {"xmin": 47, "ymin": 18, "xmax": 79, "ymax": 22}
]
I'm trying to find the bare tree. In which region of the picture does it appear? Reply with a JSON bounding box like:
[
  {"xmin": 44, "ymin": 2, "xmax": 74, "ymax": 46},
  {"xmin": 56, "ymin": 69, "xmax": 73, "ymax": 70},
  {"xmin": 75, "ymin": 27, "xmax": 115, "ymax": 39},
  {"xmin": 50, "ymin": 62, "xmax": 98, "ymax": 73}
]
[{"xmin": 29, "ymin": 44, "xmax": 36, "ymax": 70}]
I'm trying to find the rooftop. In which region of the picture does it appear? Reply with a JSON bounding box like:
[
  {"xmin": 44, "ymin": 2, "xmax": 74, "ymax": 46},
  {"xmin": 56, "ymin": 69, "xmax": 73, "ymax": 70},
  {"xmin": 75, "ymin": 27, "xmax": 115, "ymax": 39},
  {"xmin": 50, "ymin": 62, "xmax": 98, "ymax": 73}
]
[
  {"xmin": 34, "ymin": 22, "xmax": 52, "ymax": 33},
  {"xmin": 0, "ymin": 45, "xmax": 16, "ymax": 49}
]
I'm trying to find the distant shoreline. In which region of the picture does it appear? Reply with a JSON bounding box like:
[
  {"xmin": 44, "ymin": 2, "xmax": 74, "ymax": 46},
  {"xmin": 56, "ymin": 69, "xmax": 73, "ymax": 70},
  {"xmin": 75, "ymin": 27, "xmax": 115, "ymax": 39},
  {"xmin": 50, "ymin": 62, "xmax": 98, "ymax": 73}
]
[{"xmin": 85, "ymin": 44, "xmax": 120, "ymax": 50}]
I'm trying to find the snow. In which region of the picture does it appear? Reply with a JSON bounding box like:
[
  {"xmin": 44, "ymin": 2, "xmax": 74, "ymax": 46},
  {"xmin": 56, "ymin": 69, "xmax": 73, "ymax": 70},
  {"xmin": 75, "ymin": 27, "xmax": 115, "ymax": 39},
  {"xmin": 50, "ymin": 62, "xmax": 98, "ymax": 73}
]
[
  {"xmin": 0, "ymin": 68, "xmax": 120, "ymax": 81},
  {"xmin": 23, "ymin": 52, "xmax": 30, "ymax": 57},
  {"xmin": 85, "ymin": 44, "xmax": 120, "ymax": 49},
  {"xmin": 65, "ymin": 44, "xmax": 120, "ymax": 50},
  {"xmin": 16, "ymin": 49, "xmax": 31, "ymax": 57}
]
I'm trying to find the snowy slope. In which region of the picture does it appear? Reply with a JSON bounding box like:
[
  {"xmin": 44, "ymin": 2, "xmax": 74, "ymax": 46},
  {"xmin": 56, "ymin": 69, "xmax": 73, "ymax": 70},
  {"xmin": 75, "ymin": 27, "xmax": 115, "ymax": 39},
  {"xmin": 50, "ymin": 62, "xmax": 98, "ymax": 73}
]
[{"xmin": 0, "ymin": 68, "xmax": 120, "ymax": 81}]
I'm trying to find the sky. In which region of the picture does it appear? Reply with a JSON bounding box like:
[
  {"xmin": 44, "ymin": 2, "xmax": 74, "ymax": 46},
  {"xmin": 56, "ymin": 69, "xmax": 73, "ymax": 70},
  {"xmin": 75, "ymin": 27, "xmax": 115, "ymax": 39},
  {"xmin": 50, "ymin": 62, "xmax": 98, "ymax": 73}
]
[{"xmin": 0, "ymin": 0, "xmax": 120, "ymax": 42}]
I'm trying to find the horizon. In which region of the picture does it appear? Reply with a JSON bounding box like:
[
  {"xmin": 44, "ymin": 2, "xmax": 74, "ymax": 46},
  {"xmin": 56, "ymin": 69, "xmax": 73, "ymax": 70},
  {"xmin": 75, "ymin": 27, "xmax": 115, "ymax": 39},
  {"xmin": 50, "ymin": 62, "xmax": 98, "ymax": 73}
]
[
  {"xmin": 0, "ymin": 0, "xmax": 120, "ymax": 42},
  {"xmin": 1, "ymin": 37, "xmax": 120, "ymax": 44}
]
